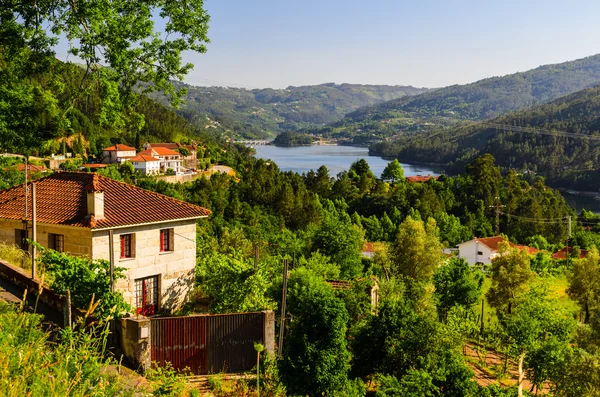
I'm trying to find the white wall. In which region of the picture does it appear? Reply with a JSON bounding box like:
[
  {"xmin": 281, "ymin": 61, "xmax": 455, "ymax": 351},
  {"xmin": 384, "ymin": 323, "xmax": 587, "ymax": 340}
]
[{"xmin": 458, "ymin": 240, "xmax": 495, "ymax": 265}]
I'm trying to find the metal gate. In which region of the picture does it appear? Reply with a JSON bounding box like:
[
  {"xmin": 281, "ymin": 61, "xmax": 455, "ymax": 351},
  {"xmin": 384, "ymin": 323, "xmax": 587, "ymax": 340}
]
[{"xmin": 150, "ymin": 312, "xmax": 266, "ymax": 374}]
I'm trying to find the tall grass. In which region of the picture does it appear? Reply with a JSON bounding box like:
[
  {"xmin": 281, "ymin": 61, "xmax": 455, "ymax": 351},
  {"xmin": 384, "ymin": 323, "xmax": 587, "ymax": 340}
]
[{"xmin": 0, "ymin": 242, "xmax": 29, "ymax": 269}]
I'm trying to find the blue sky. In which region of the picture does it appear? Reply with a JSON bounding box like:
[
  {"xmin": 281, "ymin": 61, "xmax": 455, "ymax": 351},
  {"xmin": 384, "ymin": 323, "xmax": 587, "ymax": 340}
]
[{"xmin": 58, "ymin": 0, "xmax": 600, "ymax": 89}]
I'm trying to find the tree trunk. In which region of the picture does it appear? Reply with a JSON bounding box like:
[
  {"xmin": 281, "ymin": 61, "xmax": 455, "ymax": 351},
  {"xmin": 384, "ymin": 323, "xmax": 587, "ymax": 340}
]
[
  {"xmin": 585, "ymin": 300, "xmax": 590, "ymax": 324},
  {"xmin": 518, "ymin": 352, "xmax": 526, "ymax": 397}
]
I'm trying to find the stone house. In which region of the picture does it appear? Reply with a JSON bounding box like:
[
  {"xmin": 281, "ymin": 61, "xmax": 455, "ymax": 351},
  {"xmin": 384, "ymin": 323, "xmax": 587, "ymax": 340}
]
[
  {"xmin": 102, "ymin": 144, "xmax": 137, "ymax": 164},
  {"xmin": 0, "ymin": 172, "xmax": 210, "ymax": 314},
  {"xmin": 130, "ymin": 153, "xmax": 161, "ymax": 175},
  {"xmin": 457, "ymin": 236, "xmax": 538, "ymax": 266}
]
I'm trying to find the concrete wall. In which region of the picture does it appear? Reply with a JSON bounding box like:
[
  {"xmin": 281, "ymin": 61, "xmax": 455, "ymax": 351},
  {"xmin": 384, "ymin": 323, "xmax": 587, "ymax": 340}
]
[
  {"xmin": 92, "ymin": 219, "xmax": 197, "ymax": 312},
  {"xmin": 0, "ymin": 219, "xmax": 93, "ymax": 257},
  {"xmin": 120, "ymin": 317, "xmax": 151, "ymax": 371}
]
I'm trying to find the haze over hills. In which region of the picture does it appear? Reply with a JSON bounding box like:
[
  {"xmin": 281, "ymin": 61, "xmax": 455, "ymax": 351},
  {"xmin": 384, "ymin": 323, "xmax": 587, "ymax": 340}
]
[
  {"xmin": 148, "ymin": 83, "xmax": 428, "ymax": 139},
  {"xmin": 370, "ymin": 84, "xmax": 600, "ymax": 190}
]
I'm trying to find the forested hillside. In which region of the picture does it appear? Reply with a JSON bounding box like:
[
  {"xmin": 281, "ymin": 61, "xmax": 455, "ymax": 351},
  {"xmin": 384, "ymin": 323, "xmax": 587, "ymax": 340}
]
[
  {"xmin": 0, "ymin": 57, "xmax": 223, "ymax": 157},
  {"xmin": 307, "ymin": 54, "xmax": 600, "ymax": 144},
  {"xmin": 148, "ymin": 82, "xmax": 428, "ymax": 139},
  {"xmin": 371, "ymin": 84, "xmax": 600, "ymax": 190}
]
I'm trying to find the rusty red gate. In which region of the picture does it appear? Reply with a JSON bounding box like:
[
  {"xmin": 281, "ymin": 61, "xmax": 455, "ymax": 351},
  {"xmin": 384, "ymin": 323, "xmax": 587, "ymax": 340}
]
[{"xmin": 150, "ymin": 312, "xmax": 266, "ymax": 374}]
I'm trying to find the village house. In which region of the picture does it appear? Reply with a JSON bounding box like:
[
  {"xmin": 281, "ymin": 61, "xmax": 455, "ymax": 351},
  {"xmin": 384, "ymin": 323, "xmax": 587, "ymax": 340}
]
[
  {"xmin": 0, "ymin": 172, "xmax": 210, "ymax": 314},
  {"xmin": 457, "ymin": 236, "xmax": 538, "ymax": 266},
  {"xmin": 144, "ymin": 142, "xmax": 197, "ymax": 168},
  {"xmin": 129, "ymin": 153, "xmax": 161, "ymax": 176},
  {"xmin": 102, "ymin": 144, "xmax": 137, "ymax": 164},
  {"xmin": 139, "ymin": 147, "xmax": 183, "ymax": 175},
  {"xmin": 405, "ymin": 175, "xmax": 438, "ymax": 183},
  {"xmin": 552, "ymin": 246, "xmax": 589, "ymax": 260}
]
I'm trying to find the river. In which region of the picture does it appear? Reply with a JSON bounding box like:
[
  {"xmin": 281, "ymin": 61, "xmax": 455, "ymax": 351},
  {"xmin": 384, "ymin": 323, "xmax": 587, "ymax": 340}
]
[
  {"xmin": 253, "ymin": 144, "xmax": 600, "ymax": 213},
  {"xmin": 253, "ymin": 145, "xmax": 443, "ymax": 178}
]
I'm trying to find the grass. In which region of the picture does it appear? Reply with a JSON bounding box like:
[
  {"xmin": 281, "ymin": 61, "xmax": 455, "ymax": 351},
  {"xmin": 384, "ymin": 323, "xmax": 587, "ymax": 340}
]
[{"xmin": 0, "ymin": 242, "xmax": 29, "ymax": 269}]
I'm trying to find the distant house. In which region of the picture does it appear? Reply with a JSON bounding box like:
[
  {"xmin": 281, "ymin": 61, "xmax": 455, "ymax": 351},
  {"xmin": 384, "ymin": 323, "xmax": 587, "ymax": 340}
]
[
  {"xmin": 457, "ymin": 236, "xmax": 538, "ymax": 266},
  {"xmin": 139, "ymin": 147, "xmax": 183, "ymax": 175},
  {"xmin": 144, "ymin": 143, "xmax": 197, "ymax": 168},
  {"xmin": 15, "ymin": 163, "xmax": 48, "ymax": 173},
  {"xmin": 0, "ymin": 172, "xmax": 211, "ymax": 313},
  {"xmin": 406, "ymin": 175, "xmax": 438, "ymax": 183},
  {"xmin": 326, "ymin": 276, "xmax": 379, "ymax": 310},
  {"xmin": 130, "ymin": 153, "xmax": 161, "ymax": 175},
  {"xmin": 102, "ymin": 144, "xmax": 137, "ymax": 164},
  {"xmin": 552, "ymin": 247, "xmax": 589, "ymax": 260}
]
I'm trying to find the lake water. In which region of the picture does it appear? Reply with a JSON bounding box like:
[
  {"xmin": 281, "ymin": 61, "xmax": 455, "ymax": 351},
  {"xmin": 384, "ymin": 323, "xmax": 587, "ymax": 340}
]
[{"xmin": 253, "ymin": 145, "xmax": 443, "ymax": 177}]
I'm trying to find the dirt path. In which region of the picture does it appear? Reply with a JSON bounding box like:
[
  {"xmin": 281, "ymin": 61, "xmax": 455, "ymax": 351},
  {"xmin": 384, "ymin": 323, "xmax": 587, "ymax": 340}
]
[{"xmin": 465, "ymin": 343, "xmax": 550, "ymax": 394}]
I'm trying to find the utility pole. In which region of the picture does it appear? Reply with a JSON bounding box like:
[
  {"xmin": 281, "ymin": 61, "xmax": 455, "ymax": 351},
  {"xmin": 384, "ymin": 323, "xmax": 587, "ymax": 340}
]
[
  {"xmin": 108, "ymin": 230, "xmax": 115, "ymax": 293},
  {"xmin": 278, "ymin": 259, "xmax": 289, "ymax": 357},
  {"xmin": 254, "ymin": 244, "xmax": 259, "ymax": 274},
  {"xmin": 31, "ymin": 182, "xmax": 36, "ymax": 280},
  {"xmin": 24, "ymin": 156, "xmax": 28, "ymax": 219},
  {"xmin": 490, "ymin": 197, "xmax": 505, "ymax": 235}
]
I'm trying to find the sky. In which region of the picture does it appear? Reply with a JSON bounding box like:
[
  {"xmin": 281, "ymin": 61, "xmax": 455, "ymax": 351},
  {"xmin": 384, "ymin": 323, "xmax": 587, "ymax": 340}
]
[{"xmin": 58, "ymin": 0, "xmax": 600, "ymax": 89}]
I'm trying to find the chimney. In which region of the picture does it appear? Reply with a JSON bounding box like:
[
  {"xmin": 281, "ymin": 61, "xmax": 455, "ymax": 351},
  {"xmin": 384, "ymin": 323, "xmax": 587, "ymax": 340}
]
[{"xmin": 86, "ymin": 174, "xmax": 105, "ymax": 220}]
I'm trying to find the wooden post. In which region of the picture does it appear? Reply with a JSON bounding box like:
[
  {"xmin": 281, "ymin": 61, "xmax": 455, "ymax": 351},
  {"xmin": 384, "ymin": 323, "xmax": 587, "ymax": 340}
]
[
  {"xmin": 480, "ymin": 299, "xmax": 485, "ymax": 334},
  {"xmin": 109, "ymin": 230, "xmax": 115, "ymax": 292},
  {"xmin": 254, "ymin": 244, "xmax": 259, "ymax": 273},
  {"xmin": 64, "ymin": 289, "xmax": 72, "ymax": 328},
  {"xmin": 31, "ymin": 182, "xmax": 36, "ymax": 280},
  {"xmin": 278, "ymin": 259, "xmax": 289, "ymax": 356}
]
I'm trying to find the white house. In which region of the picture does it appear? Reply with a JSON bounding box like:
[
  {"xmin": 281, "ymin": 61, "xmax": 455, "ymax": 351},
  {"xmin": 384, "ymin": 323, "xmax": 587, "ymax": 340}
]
[
  {"xmin": 0, "ymin": 172, "xmax": 211, "ymax": 314},
  {"xmin": 457, "ymin": 236, "xmax": 538, "ymax": 266},
  {"xmin": 130, "ymin": 153, "xmax": 161, "ymax": 175},
  {"xmin": 139, "ymin": 148, "xmax": 183, "ymax": 174},
  {"xmin": 102, "ymin": 144, "xmax": 137, "ymax": 164}
]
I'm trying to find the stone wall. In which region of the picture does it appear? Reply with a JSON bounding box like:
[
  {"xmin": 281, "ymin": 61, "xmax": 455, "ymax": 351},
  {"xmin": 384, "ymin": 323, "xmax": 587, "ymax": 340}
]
[
  {"xmin": 92, "ymin": 219, "xmax": 197, "ymax": 312},
  {"xmin": 0, "ymin": 219, "xmax": 93, "ymax": 257}
]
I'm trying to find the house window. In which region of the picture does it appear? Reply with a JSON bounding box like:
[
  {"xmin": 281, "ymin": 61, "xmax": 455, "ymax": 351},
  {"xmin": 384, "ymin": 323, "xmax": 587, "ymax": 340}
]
[
  {"xmin": 15, "ymin": 229, "xmax": 28, "ymax": 251},
  {"xmin": 477, "ymin": 251, "xmax": 484, "ymax": 256},
  {"xmin": 48, "ymin": 233, "xmax": 64, "ymax": 252},
  {"xmin": 120, "ymin": 234, "xmax": 134, "ymax": 258},
  {"xmin": 160, "ymin": 228, "xmax": 174, "ymax": 252},
  {"xmin": 135, "ymin": 275, "xmax": 159, "ymax": 316}
]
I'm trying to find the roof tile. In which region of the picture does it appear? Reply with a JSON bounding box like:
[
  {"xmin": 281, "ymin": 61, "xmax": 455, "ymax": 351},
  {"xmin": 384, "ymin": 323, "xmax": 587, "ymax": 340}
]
[{"xmin": 0, "ymin": 172, "xmax": 210, "ymax": 229}]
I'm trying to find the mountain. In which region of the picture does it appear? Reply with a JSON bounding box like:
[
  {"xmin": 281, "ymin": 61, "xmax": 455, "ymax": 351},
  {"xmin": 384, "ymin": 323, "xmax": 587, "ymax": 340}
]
[
  {"xmin": 312, "ymin": 54, "xmax": 600, "ymax": 144},
  {"xmin": 370, "ymin": 84, "xmax": 600, "ymax": 190},
  {"xmin": 148, "ymin": 83, "xmax": 428, "ymax": 139}
]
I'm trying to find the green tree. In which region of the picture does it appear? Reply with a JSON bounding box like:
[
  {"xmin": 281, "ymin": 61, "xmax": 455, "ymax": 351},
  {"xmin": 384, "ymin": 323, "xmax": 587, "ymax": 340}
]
[
  {"xmin": 501, "ymin": 286, "xmax": 576, "ymax": 397},
  {"xmin": 486, "ymin": 242, "xmax": 533, "ymax": 315},
  {"xmin": 2, "ymin": 0, "xmax": 210, "ymax": 152},
  {"xmin": 567, "ymin": 247, "xmax": 600, "ymax": 323},
  {"xmin": 279, "ymin": 268, "xmax": 351, "ymax": 396},
  {"xmin": 433, "ymin": 258, "xmax": 483, "ymax": 319},
  {"xmin": 381, "ymin": 159, "xmax": 404, "ymax": 184},
  {"xmin": 390, "ymin": 216, "xmax": 442, "ymax": 282}
]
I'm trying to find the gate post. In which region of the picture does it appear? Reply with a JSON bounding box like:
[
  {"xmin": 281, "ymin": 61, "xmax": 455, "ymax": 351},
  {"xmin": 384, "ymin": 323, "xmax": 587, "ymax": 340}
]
[
  {"xmin": 120, "ymin": 317, "xmax": 152, "ymax": 372},
  {"xmin": 263, "ymin": 310, "xmax": 276, "ymax": 356}
]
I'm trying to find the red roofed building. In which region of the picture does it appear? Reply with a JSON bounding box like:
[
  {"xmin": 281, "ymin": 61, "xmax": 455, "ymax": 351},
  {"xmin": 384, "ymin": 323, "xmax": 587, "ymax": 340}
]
[
  {"xmin": 405, "ymin": 175, "xmax": 438, "ymax": 183},
  {"xmin": 102, "ymin": 144, "xmax": 137, "ymax": 164},
  {"xmin": 144, "ymin": 142, "xmax": 197, "ymax": 168},
  {"xmin": 130, "ymin": 154, "xmax": 161, "ymax": 175},
  {"xmin": 0, "ymin": 172, "xmax": 210, "ymax": 313},
  {"xmin": 457, "ymin": 236, "xmax": 538, "ymax": 265},
  {"xmin": 552, "ymin": 247, "xmax": 589, "ymax": 260},
  {"xmin": 139, "ymin": 147, "xmax": 183, "ymax": 175}
]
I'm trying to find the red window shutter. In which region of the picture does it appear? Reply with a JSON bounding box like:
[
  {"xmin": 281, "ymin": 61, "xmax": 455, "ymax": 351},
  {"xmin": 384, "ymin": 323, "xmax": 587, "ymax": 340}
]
[
  {"xmin": 121, "ymin": 236, "xmax": 125, "ymax": 258},
  {"xmin": 160, "ymin": 230, "xmax": 164, "ymax": 252}
]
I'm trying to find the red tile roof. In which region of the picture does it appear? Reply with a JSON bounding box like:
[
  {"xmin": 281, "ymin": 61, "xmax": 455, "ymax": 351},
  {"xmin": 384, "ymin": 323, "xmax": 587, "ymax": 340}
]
[
  {"xmin": 130, "ymin": 154, "xmax": 160, "ymax": 162},
  {"xmin": 552, "ymin": 247, "xmax": 588, "ymax": 260},
  {"xmin": 469, "ymin": 236, "xmax": 538, "ymax": 255},
  {"xmin": 326, "ymin": 280, "xmax": 352, "ymax": 290},
  {"xmin": 82, "ymin": 164, "xmax": 109, "ymax": 169},
  {"xmin": 0, "ymin": 172, "xmax": 210, "ymax": 229},
  {"xmin": 103, "ymin": 144, "xmax": 136, "ymax": 151},
  {"xmin": 405, "ymin": 175, "xmax": 438, "ymax": 183},
  {"xmin": 145, "ymin": 147, "xmax": 181, "ymax": 156},
  {"xmin": 15, "ymin": 164, "xmax": 48, "ymax": 173}
]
